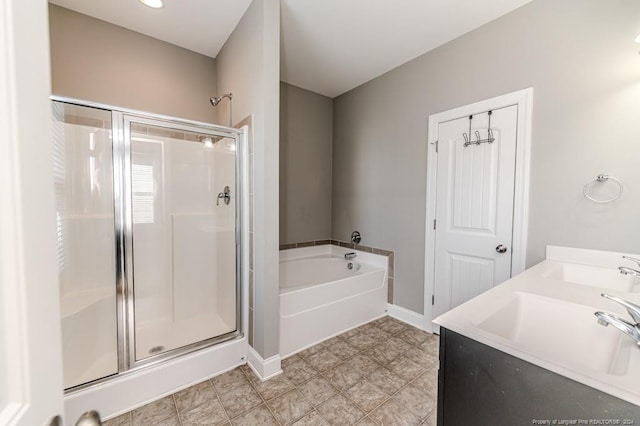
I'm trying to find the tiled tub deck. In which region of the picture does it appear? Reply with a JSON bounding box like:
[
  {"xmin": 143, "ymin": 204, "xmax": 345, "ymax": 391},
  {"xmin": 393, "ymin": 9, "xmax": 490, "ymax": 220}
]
[{"xmin": 105, "ymin": 316, "xmax": 439, "ymax": 425}]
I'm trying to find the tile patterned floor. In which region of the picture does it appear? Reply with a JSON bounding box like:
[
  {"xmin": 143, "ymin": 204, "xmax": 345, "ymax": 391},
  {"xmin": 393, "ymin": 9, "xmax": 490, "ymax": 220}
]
[{"xmin": 104, "ymin": 316, "xmax": 439, "ymax": 426}]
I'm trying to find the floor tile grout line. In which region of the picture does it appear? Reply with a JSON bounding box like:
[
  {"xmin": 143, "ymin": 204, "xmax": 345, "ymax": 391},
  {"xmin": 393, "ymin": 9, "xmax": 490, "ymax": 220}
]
[
  {"xmin": 171, "ymin": 394, "xmax": 183, "ymax": 426},
  {"xmin": 206, "ymin": 377, "xmax": 233, "ymax": 425},
  {"xmin": 290, "ymin": 371, "xmax": 338, "ymax": 425},
  {"xmin": 216, "ymin": 392, "xmax": 233, "ymax": 425},
  {"xmin": 378, "ymin": 364, "xmax": 437, "ymax": 423},
  {"xmin": 276, "ymin": 371, "xmax": 321, "ymax": 425},
  {"xmin": 333, "ymin": 387, "xmax": 373, "ymax": 424},
  {"xmin": 241, "ymin": 361, "xmax": 286, "ymax": 426},
  {"xmin": 213, "ymin": 374, "xmax": 253, "ymax": 425},
  {"xmin": 342, "ymin": 376, "xmax": 394, "ymax": 418},
  {"xmin": 204, "ymin": 377, "xmax": 228, "ymax": 425},
  {"xmin": 171, "ymin": 378, "xmax": 232, "ymax": 425}
]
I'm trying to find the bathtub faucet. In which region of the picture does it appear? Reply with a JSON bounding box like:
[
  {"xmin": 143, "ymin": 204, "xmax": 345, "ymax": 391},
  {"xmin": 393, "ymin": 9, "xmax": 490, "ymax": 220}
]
[{"xmin": 344, "ymin": 252, "xmax": 357, "ymax": 260}]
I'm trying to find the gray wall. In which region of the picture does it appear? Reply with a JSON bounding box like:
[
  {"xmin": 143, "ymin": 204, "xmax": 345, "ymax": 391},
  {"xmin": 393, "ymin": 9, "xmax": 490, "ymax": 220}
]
[
  {"xmin": 332, "ymin": 0, "xmax": 640, "ymax": 314},
  {"xmin": 217, "ymin": 0, "xmax": 281, "ymax": 359},
  {"xmin": 49, "ymin": 4, "xmax": 217, "ymax": 123},
  {"xmin": 280, "ymin": 82, "xmax": 333, "ymax": 244}
]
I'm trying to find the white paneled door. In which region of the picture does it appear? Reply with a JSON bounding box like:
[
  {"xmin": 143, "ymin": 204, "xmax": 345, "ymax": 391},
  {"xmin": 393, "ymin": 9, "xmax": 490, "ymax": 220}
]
[{"xmin": 432, "ymin": 105, "xmax": 518, "ymax": 319}]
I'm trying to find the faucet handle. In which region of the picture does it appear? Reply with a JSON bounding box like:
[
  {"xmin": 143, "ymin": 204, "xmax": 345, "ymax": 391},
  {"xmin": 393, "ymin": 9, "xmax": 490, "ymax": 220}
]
[
  {"xmin": 623, "ymin": 255, "xmax": 640, "ymax": 268},
  {"xmin": 601, "ymin": 293, "xmax": 640, "ymax": 324}
]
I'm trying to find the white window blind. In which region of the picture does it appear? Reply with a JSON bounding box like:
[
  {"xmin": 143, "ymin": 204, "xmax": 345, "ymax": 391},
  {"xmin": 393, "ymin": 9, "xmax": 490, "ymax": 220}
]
[
  {"xmin": 51, "ymin": 103, "xmax": 67, "ymax": 271},
  {"xmin": 132, "ymin": 164, "xmax": 154, "ymax": 224}
]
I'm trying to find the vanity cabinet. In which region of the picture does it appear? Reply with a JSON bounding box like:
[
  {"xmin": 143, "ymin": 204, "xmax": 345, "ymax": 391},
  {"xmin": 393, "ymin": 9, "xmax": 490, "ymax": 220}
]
[{"xmin": 437, "ymin": 329, "xmax": 640, "ymax": 425}]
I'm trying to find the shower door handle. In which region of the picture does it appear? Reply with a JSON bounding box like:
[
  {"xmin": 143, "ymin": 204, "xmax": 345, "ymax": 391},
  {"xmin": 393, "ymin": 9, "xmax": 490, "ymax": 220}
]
[{"xmin": 217, "ymin": 186, "xmax": 231, "ymax": 206}]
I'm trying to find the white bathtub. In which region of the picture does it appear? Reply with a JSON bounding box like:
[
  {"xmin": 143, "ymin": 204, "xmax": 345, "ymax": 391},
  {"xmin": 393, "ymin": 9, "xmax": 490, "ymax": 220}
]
[{"xmin": 279, "ymin": 245, "xmax": 388, "ymax": 357}]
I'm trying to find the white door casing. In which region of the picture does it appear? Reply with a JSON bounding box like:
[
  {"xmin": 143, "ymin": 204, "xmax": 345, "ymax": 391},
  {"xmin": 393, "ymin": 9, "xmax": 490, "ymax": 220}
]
[
  {"xmin": 424, "ymin": 88, "xmax": 533, "ymax": 333},
  {"xmin": 0, "ymin": 0, "xmax": 65, "ymax": 425},
  {"xmin": 432, "ymin": 106, "xmax": 517, "ymax": 319}
]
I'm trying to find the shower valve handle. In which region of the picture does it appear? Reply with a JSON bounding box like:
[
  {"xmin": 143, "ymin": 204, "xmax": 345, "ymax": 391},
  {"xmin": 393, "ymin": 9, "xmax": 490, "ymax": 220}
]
[{"xmin": 217, "ymin": 186, "xmax": 231, "ymax": 206}]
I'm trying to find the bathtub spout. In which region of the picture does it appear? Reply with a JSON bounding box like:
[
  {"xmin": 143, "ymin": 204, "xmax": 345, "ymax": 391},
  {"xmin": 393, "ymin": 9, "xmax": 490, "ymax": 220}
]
[{"xmin": 344, "ymin": 252, "xmax": 357, "ymax": 260}]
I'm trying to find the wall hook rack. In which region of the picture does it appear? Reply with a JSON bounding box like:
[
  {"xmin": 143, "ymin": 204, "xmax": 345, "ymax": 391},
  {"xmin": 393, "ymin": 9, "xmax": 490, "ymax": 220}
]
[{"xmin": 463, "ymin": 111, "xmax": 495, "ymax": 147}]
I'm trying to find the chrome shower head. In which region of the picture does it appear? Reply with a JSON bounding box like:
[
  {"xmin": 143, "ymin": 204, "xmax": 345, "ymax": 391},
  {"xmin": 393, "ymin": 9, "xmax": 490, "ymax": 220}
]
[{"xmin": 209, "ymin": 93, "xmax": 233, "ymax": 107}]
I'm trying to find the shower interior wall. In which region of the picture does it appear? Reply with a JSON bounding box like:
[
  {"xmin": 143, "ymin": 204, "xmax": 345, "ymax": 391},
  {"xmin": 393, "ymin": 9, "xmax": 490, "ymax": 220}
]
[{"xmin": 128, "ymin": 125, "xmax": 237, "ymax": 360}]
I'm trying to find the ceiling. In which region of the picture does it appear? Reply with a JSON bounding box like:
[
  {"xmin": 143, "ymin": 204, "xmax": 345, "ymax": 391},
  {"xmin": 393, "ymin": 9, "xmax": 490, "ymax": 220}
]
[
  {"xmin": 281, "ymin": 0, "xmax": 533, "ymax": 97},
  {"xmin": 50, "ymin": 0, "xmax": 534, "ymax": 98},
  {"xmin": 49, "ymin": 0, "xmax": 252, "ymax": 58}
]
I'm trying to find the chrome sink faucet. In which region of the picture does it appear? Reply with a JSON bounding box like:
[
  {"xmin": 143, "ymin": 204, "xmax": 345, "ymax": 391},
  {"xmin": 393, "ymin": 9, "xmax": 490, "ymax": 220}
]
[
  {"xmin": 344, "ymin": 252, "xmax": 357, "ymax": 260},
  {"xmin": 619, "ymin": 256, "xmax": 640, "ymax": 278},
  {"xmin": 594, "ymin": 293, "xmax": 640, "ymax": 348},
  {"xmin": 619, "ymin": 267, "xmax": 640, "ymax": 278}
]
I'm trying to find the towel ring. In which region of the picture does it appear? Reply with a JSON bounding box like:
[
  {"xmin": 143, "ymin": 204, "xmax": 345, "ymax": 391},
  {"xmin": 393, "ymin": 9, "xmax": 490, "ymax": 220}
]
[{"xmin": 583, "ymin": 174, "xmax": 623, "ymax": 203}]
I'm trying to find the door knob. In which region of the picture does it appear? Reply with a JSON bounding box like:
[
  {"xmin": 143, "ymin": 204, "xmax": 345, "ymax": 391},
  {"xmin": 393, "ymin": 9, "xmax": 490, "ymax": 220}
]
[
  {"xmin": 75, "ymin": 411, "xmax": 102, "ymax": 426},
  {"xmin": 496, "ymin": 245, "xmax": 507, "ymax": 253}
]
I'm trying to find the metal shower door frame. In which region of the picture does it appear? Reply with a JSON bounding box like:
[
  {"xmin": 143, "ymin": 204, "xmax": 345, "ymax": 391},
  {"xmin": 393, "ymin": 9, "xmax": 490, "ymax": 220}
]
[
  {"xmin": 120, "ymin": 113, "xmax": 243, "ymax": 371},
  {"xmin": 52, "ymin": 96, "xmax": 244, "ymax": 391}
]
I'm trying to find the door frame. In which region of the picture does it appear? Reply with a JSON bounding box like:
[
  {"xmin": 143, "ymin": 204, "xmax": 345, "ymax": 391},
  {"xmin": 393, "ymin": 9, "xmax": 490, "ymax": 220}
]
[
  {"xmin": 0, "ymin": 0, "xmax": 64, "ymax": 424},
  {"xmin": 423, "ymin": 88, "xmax": 533, "ymax": 333}
]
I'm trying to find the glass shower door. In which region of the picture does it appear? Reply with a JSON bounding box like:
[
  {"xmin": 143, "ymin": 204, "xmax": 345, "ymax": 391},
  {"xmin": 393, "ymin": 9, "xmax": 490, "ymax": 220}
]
[
  {"xmin": 52, "ymin": 101, "xmax": 118, "ymax": 389},
  {"xmin": 124, "ymin": 118, "xmax": 238, "ymax": 363}
]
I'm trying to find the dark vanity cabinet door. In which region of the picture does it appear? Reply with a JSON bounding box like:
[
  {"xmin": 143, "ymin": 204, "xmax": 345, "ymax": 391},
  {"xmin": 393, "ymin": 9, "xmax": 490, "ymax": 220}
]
[{"xmin": 437, "ymin": 329, "xmax": 640, "ymax": 425}]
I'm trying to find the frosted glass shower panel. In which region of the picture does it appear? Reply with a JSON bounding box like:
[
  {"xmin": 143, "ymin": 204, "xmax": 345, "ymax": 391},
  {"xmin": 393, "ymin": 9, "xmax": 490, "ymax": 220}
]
[
  {"xmin": 52, "ymin": 101, "xmax": 118, "ymax": 389},
  {"xmin": 130, "ymin": 123, "xmax": 237, "ymax": 361}
]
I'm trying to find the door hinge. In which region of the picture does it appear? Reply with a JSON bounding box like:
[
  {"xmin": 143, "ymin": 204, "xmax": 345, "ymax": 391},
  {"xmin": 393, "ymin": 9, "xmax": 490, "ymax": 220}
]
[
  {"xmin": 433, "ymin": 219, "xmax": 436, "ymax": 230},
  {"xmin": 434, "ymin": 140, "xmax": 438, "ymax": 153},
  {"xmin": 432, "ymin": 295, "xmax": 435, "ymax": 305}
]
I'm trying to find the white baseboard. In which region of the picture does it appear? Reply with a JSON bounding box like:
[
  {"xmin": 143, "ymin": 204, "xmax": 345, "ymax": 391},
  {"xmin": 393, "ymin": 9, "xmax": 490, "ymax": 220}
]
[
  {"xmin": 247, "ymin": 346, "xmax": 282, "ymax": 381},
  {"xmin": 386, "ymin": 303, "xmax": 426, "ymax": 330}
]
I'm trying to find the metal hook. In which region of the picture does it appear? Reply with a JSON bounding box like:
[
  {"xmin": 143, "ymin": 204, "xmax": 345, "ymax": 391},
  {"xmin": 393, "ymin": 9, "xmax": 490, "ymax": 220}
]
[{"xmin": 462, "ymin": 111, "xmax": 495, "ymax": 147}]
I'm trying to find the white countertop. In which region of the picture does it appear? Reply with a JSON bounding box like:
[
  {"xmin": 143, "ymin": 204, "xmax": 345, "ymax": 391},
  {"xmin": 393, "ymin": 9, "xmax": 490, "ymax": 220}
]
[{"xmin": 434, "ymin": 246, "xmax": 640, "ymax": 407}]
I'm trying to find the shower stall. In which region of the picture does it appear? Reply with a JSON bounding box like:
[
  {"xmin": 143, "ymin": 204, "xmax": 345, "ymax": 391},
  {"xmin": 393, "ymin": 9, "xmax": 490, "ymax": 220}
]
[{"xmin": 52, "ymin": 97, "xmax": 244, "ymax": 392}]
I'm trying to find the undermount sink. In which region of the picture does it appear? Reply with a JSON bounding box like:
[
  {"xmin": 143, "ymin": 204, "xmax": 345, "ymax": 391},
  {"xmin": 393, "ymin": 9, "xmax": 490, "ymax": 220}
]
[
  {"xmin": 542, "ymin": 262, "xmax": 640, "ymax": 292},
  {"xmin": 474, "ymin": 292, "xmax": 633, "ymax": 376}
]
